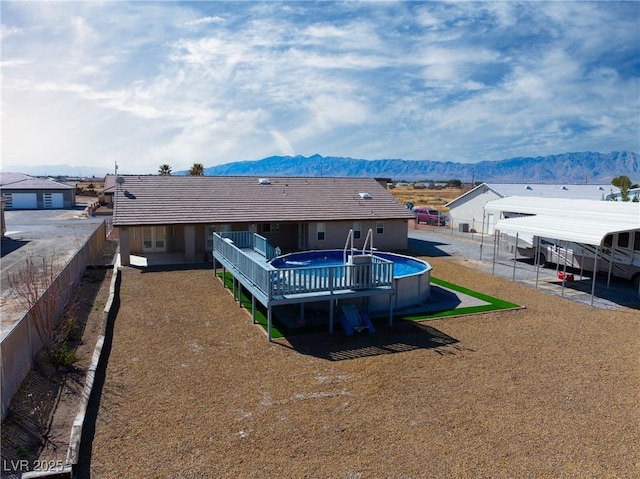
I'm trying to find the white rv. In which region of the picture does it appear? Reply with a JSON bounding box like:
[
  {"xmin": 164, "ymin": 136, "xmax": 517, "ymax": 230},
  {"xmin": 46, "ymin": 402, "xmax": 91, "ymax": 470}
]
[
  {"xmin": 486, "ymin": 197, "xmax": 640, "ymax": 289},
  {"xmin": 505, "ymin": 231, "xmax": 640, "ymax": 288}
]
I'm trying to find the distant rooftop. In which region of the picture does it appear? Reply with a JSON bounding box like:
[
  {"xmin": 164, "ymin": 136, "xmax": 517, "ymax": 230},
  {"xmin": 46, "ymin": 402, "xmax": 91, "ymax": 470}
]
[
  {"xmin": 0, "ymin": 172, "xmax": 75, "ymax": 190},
  {"xmin": 486, "ymin": 183, "xmax": 619, "ymax": 200},
  {"xmin": 446, "ymin": 182, "xmax": 621, "ymax": 207}
]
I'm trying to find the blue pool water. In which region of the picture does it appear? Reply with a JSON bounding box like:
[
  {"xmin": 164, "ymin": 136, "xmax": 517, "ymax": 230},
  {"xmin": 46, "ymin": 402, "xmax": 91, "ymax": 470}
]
[{"xmin": 270, "ymin": 250, "xmax": 429, "ymax": 278}]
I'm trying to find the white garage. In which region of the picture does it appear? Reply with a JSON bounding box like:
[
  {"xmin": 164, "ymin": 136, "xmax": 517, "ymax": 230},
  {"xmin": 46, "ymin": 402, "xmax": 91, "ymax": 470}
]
[{"xmin": 0, "ymin": 173, "xmax": 75, "ymax": 210}]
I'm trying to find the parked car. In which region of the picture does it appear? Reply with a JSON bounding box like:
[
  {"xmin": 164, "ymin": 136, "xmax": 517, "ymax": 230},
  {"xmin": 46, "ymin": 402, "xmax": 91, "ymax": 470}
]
[{"xmin": 414, "ymin": 208, "xmax": 447, "ymax": 226}]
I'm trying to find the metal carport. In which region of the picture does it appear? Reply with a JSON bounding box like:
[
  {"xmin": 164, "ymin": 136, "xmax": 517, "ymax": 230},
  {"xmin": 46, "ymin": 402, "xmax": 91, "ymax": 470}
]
[{"xmin": 484, "ymin": 197, "xmax": 640, "ymax": 305}]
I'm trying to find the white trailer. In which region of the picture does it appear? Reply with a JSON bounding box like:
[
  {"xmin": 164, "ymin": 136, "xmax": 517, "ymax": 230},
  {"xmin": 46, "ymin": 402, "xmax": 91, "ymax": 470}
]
[
  {"xmin": 505, "ymin": 231, "xmax": 640, "ymax": 288},
  {"xmin": 485, "ymin": 197, "xmax": 640, "ymax": 290}
]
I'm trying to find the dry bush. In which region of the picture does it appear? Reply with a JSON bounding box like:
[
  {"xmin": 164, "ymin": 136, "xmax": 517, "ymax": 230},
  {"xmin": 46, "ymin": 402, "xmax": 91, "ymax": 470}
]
[{"xmin": 8, "ymin": 253, "xmax": 73, "ymax": 354}]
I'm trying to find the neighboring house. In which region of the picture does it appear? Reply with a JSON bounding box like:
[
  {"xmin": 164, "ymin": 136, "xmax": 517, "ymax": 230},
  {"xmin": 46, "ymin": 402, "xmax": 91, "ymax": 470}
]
[
  {"xmin": 100, "ymin": 174, "xmax": 118, "ymax": 207},
  {"xmin": 0, "ymin": 172, "xmax": 76, "ymax": 209},
  {"xmin": 112, "ymin": 175, "xmax": 415, "ymax": 266},
  {"xmin": 446, "ymin": 183, "xmax": 621, "ymax": 234}
]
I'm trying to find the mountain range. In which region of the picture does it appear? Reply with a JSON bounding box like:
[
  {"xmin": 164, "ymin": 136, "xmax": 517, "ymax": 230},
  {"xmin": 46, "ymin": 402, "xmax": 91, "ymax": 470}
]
[
  {"xmin": 4, "ymin": 151, "xmax": 637, "ymax": 183},
  {"xmin": 195, "ymin": 151, "xmax": 638, "ymax": 183}
]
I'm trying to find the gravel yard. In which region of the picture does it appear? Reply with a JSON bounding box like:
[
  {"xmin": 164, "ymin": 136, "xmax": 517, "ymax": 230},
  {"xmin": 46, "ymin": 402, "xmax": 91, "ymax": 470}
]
[{"xmin": 86, "ymin": 250, "xmax": 639, "ymax": 478}]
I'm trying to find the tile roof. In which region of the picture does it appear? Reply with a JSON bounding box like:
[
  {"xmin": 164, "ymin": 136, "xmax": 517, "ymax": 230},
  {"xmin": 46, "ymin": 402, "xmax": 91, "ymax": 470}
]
[
  {"xmin": 0, "ymin": 172, "xmax": 75, "ymax": 190},
  {"xmin": 102, "ymin": 174, "xmax": 118, "ymax": 194},
  {"xmin": 113, "ymin": 175, "xmax": 414, "ymax": 226}
]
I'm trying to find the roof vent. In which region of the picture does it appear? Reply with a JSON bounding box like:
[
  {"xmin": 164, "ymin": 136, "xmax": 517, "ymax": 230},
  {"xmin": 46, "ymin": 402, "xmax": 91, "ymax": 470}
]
[
  {"xmin": 561, "ymin": 186, "xmax": 568, "ymax": 190},
  {"xmin": 525, "ymin": 185, "xmax": 532, "ymax": 190},
  {"xmin": 258, "ymin": 178, "xmax": 270, "ymax": 185},
  {"xmin": 359, "ymin": 192, "xmax": 372, "ymax": 199},
  {"xmin": 598, "ymin": 186, "xmax": 604, "ymax": 190}
]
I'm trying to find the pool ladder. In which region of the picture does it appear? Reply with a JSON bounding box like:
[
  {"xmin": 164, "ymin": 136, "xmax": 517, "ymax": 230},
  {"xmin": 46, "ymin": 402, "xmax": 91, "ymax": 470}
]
[{"xmin": 343, "ymin": 228, "xmax": 374, "ymax": 264}]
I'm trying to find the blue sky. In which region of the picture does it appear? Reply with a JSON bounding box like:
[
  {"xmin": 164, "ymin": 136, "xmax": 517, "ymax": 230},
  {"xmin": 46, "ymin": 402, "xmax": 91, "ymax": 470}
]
[{"xmin": 1, "ymin": 1, "xmax": 639, "ymax": 174}]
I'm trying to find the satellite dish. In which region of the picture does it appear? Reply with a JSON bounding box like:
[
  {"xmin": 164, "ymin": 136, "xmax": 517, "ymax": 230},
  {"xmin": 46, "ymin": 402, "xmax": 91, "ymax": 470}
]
[{"xmin": 116, "ymin": 177, "xmax": 125, "ymax": 185}]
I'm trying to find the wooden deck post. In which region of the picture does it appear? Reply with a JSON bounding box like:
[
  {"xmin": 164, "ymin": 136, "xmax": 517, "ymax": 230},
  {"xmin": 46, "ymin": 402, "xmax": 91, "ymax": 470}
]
[
  {"xmin": 252, "ymin": 295, "xmax": 256, "ymax": 324},
  {"xmin": 329, "ymin": 299, "xmax": 334, "ymax": 334}
]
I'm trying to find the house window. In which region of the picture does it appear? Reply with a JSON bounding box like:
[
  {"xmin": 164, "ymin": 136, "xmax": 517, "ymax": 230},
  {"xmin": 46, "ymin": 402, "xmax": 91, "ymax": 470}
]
[
  {"xmin": 353, "ymin": 222, "xmax": 361, "ymax": 239},
  {"xmin": 376, "ymin": 221, "xmax": 384, "ymax": 234},
  {"xmin": 317, "ymin": 222, "xmax": 326, "ymax": 241},
  {"xmin": 634, "ymin": 233, "xmax": 640, "ymax": 252},
  {"xmin": 263, "ymin": 223, "xmax": 280, "ymax": 233}
]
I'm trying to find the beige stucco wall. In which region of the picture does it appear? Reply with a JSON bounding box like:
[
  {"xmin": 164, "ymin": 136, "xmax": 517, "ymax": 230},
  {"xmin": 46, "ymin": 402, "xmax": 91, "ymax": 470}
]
[
  {"xmin": 120, "ymin": 218, "xmax": 409, "ymax": 261},
  {"xmin": 307, "ymin": 219, "xmax": 409, "ymax": 251}
]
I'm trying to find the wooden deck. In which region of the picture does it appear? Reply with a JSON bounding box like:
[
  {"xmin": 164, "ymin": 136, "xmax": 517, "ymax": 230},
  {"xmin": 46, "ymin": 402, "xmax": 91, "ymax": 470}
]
[{"xmin": 212, "ymin": 232, "xmax": 395, "ymax": 340}]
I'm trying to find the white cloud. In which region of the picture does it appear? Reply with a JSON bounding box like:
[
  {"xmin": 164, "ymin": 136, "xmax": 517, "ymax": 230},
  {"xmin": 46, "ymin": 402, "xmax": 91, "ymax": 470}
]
[
  {"xmin": 1, "ymin": 1, "xmax": 638, "ymax": 173},
  {"xmin": 184, "ymin": 16, "xmax": 225, "ymax": 27},
  {"xmin": 270, "ymin": 130, "xmax": 295, "ymax": 156},
  {"xmin": 0, "ymin": 24, "xmax": 24, "ymax": 39}
]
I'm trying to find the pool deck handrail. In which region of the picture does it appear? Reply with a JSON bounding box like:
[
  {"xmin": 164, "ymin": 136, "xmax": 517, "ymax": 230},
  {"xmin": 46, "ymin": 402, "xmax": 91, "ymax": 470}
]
[{"xmin": 213, "ymin": 232, "xmax": 394, "ymax": 304}]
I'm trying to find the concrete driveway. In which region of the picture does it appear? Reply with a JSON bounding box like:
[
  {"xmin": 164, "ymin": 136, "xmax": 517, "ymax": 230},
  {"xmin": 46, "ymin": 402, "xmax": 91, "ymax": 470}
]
[{"xmin": 1, "ymin": 204, "xmax": 108, "ymax": 337}]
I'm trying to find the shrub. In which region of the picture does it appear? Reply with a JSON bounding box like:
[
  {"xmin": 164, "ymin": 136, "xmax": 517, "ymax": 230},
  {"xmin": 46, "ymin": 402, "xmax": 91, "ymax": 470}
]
[{"xmin": 48, "ymin": 342, "xmax": 78, "ymax": 367}]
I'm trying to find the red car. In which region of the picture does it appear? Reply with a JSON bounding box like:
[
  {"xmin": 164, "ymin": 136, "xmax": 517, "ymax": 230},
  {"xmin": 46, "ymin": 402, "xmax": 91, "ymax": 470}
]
[{"xmin": 414, "ymin": 208, "xmax": 447, "ymax": 226}]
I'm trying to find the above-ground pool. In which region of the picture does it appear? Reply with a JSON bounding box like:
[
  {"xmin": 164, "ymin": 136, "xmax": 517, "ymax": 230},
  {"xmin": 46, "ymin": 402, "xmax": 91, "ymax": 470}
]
[{"xmin": 271, "ymin": 250, "xmax": 432, "ymax": 312}]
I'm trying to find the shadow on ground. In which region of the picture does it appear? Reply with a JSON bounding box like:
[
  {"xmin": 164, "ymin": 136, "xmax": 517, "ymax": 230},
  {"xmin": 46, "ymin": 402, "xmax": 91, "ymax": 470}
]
[
  {"xmin": 511, "ymin": 260, "xmax": 640, "ymax": 309},
  {"xmin": 277, "ymin": 321, "xmax": 462, "ymax": 361},
  {"xmin": 428, "ymin": 285, "xmax": 463, "ymax": 310},
  {"xmin": 407, "ymin": 238, "xmax": 452, "ymax": 257},
  {"xmin": 76, "ymin": 271, "xmax": 121, "ymax": 479},
  {"xmin": 0, "ymin": 238, "xmax": 29, "ymax": 258},
  {"xmin": 137, "ymin": 262, "xmax": 214, "ymax": 273},
  {"xmin": 547, "ymin": 275, "xmax": 640, "ymax": 310}
]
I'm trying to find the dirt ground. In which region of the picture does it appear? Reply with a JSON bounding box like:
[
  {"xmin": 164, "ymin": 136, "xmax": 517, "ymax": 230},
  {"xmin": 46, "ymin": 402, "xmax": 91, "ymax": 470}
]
[
  {"xmin": 389, "ymin": 186, "xmax": 465, "ymax": 211},
  {"xmin": 85, "ymin": 255, "xmax": 639, "ymax": 478}
]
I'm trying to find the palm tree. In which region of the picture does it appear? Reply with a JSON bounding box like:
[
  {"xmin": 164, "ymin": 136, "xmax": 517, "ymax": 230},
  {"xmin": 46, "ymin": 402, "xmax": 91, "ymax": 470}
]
[
  {"xmin": 189, "ymin": 163, "xmax": 205, "ymax": 176},
  {"xmin": 158, "ymin": 164, "xmax": 172, "ymax": 176}
]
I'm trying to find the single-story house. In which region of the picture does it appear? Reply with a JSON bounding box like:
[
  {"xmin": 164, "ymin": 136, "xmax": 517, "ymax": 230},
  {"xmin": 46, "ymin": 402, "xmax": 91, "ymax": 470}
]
[
  {"xmin": 113, "ymin": 175, "xmax": 415, "ymax": 266},
  {"xmin": 0, "ymin": 172, "xmax": 76, "ymax": 209},
  {"xmin": 99, "ymin": 174, "xmax": 118, "ymax": 207},
  {"xmin": 446, "ymin": 183, "xmax": 621, "ymax": 234}
]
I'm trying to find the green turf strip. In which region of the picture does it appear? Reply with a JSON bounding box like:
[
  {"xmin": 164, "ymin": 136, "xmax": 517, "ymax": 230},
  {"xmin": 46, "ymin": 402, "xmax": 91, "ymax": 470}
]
[
  {"xmin": 216, "ymin": 272, "xmax": 520, "ymax": 338},
  {"xmin": 399, "ymin": 277, "xmax": 522, "ymax": 321}
]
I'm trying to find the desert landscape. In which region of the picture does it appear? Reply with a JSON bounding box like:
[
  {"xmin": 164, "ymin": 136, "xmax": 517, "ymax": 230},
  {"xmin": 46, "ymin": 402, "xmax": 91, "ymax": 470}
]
[{"xmin": 84, "ymin": 254, "xmax": 638, "ymax": 478}]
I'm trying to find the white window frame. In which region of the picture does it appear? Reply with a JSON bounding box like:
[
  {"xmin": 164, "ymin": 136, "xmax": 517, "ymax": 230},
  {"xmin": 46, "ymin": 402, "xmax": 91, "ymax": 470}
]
[{"xmin": 376, "ymin": 221, "xmax": 384, "ymax": 234}]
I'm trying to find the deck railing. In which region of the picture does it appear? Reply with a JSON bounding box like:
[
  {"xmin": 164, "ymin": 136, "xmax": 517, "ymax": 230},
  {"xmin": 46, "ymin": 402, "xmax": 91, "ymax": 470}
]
[
  {"xmin": 253, "ymin": 234, "xmax": 277, "ymax": 260},
  {"xmin": 268, "ymin": 257, "xmax": 393, "ymax": 298},
  {"xmin": 221, "ymin": 231, "xmax": 277, "ymax": 260},
  {"xmin": 213, "ymin": 233, "xmax": 394, "ymax": 302}
]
